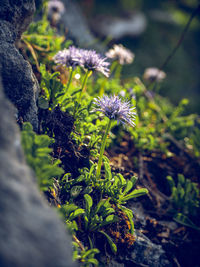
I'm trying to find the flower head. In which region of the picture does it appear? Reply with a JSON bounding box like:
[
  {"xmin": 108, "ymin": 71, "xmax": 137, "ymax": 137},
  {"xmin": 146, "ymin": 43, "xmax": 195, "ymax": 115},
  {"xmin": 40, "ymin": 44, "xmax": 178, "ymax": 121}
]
[
  {"xmin": 143, "ymin": 67, "xmax": 166, "ymax": 82},
  {"xmin": 47, "ymin": 0, "xmax": 65, "ymax": 15},
  {"xmin": 106, "ymin": 44, "xmax": 134, "ymax": 65},
  {"xmin": 93, "ymin": 95, "xmax": 136, "ymax": 127},
  {"xmin": 78, "ymin": 50, "xmax": 110, "ymax": 77},
  {"xmin": 53, "ymin": 46, "xmax": 81, "ymax": 69}
]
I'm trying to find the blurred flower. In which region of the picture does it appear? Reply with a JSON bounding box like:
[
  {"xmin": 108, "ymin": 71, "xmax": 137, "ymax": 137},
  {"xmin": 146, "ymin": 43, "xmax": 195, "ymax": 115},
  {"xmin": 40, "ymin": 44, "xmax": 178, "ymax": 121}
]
[
  {"xmin": 106, "ymin": 44, "xmax": 134, "ymax": 65},
  {"xmin": 53, "ymin": 46, "xmax": 81, "ymax": 69},
  {"xmin": 79, "ymin": 49, "xmax": 110, "ymax": 77},
  {"xmin": 128, "ymin": 88, "xmax": 136, "ymax": 100},
  {"xmin": 143, "ymin": 67, "xmax": 166, "ymax": 82},
  {"xmin": 119, "ymin": 90, "xmax": 126, "ymax": 97},
  {"xmin": 93, "ymin": 95, "xmax": 136, "ymax": 127},
  {"xmin": 47, "ymin": 0, "xmax": 65, "ymax": 15}
]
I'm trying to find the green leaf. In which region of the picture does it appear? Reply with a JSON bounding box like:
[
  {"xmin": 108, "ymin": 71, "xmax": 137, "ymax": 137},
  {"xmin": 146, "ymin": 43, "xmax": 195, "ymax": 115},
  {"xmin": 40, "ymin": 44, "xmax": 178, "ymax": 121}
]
[
  {"xmin": 101, "ymin": 215, "xmax": 117, "ymax": 226},
  {"xmin": 82, "ymin": 248, "xmax": 99, "ymax": 259},
  {"xmin": 122, "ymin": 180, "xmax": 133, "ymax": 195},
  {"xmin": 121, "ymin": 188, "xmax": 148, "ymax": 202},
  {"xmin": 61, "ymin": 203, "xmax": 78, "ymax": 217},
  {"xmin": 69, "ymin": 209, "xmax": 85, "ymax": 220},
  {"xmin": 84, "ymin": 194, "xmax": 93, "ymax": 216},
  {"xmin": 174, "ymin": 213, "xmax": 200, "ymax": 231},
  {"xmin": 104, "ymin": 162, "xmax": 112, "ymax": 181},
  {"xmin": 116, "ymin": 173, "xmax": 126, "ymax": 187},
  {"xmin": 70, "ymin": 186, "xmax": 83, "ymax": 198},
  {"xmin": 120, "ymin": 206, "xmax": 135, "ymax": 235},
  {"xmin": 99, "ymin": 231, "xmax": 117, "ymax": 254},
  {"xmin": 94, "ymin": 198, "xmax": 110, "ymax": 215},
  {"xmin": 131, "ymin": 176, "xmax": 138, "ymax": 187},
  {"xmin": 167, "ymin": 176, "xmax": 175, "ymax": 189}
]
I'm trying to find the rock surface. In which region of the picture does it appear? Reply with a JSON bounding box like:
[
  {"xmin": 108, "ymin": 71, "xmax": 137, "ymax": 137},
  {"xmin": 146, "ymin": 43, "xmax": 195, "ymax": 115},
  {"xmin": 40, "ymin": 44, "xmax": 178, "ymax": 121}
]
[
  {"xmin": 60, "ymin": 0, "xmax": 104, "ymax": 51},
  {"xmin": 92, "ymin": 12, "xmax": 147, "ymax": 40},
  {"xmin": 105, "ymin": 230, "xmax": 171, "ymax": 267},
  {"xmin": 0, "ymin": 0, "xmax": 39, "ymax": 130},
  {"xmin": 127, "ymin": 230, "xmax": 171, "ymax": 267},
  {"xmin": 0, "ymin": 80, "xmax": 77, "ymax": 267}
]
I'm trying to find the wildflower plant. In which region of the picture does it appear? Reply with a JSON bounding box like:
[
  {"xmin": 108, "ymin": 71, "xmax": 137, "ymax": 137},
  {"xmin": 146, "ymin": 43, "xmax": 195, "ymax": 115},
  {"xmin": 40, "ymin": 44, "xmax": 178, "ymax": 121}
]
[
  {"xmin": 167, "ymin": 174, "xmax": 200, "ymax": 230},
  {"xmin": 93, "ymin": 95, "xmax": 136, "ymax": 178},
  {"xmin": 19, "ymin": 10, "xmax": 200, "ymax": 266},
  {"xmin": 106, "ymin": 44, "xmax": 134, "ymax": 79}
]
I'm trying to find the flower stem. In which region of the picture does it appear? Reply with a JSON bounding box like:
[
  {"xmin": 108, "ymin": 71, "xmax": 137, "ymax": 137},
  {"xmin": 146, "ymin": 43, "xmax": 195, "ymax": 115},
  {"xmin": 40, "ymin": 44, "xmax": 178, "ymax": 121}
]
[
  {"xmin": 110, "ymin": 60, "xmax": 118, "ymax": 76},
  {"xmin": 66, "ymin": 67, "xmax": 74, "ymax": 91},
  {"xmin": 78, "ymin": 70, "xmax": 91, "ymax": 103},
  {"xmin": 96, "ymin": 119, "xmax": 112, "ymax": 178},
  {"xmin": 115, "ymin": 64, "xmax": 122, "ymax": 79},
  {"xmin": 60, "ymin": 67, "xmax": 74, "ymax": 103}
]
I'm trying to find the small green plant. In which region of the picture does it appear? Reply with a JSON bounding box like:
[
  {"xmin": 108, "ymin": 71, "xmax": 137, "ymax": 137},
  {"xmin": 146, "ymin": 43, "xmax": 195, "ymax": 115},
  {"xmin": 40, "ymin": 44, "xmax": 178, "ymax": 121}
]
[
  {"xmin": 21, "ymin": 122, "xmax": 64, "ymax": 191},
  {"xmin": 62, "ymin": 195, "xmax": 118, "ymax": 254},
  {"xmin": 73, "ymin": 241, "xmax": 99, "ymax": 267},
  {"xmin": 39, "ymin": 64, "xmax": 66, "ymax": 109},
  {"xmin": 167, "ymin": 174, "xmax": 200, "ymax": 230},
  {"xmin": 21, "ymin": 14, "xmax": 71, "ymax": 69},
  {"xmin": 101, "ymin": 157, "xmax": 148, "ymax": 204}
]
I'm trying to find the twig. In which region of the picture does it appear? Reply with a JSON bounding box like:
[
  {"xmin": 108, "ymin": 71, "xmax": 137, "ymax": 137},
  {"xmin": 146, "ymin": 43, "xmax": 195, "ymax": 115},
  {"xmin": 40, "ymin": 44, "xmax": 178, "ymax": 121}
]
[
  {"xmin": 72, "ymin": 235, "xmax": 85, "ymax": 251},
  {"xmin": 159, "ymin": 3, "xmax": 200, "ymax": 71}
]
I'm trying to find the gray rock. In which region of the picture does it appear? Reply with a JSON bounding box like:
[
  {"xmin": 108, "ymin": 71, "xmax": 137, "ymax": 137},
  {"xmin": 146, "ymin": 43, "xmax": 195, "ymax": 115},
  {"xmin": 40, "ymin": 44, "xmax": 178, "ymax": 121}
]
[
  {"xmin": 0, "ymin": 80, "xmax": 77, "ymax": 267},
  {"xmin": 0, "ymin": 1, "xmax": 39, "ymax": 130},
  {"xmin": 60, "ymin": 0, "xmax": 104, "ymax": 51},
  {"xmin": 0, "ymin": 0, "xmax": 35, "ymax": 39},
  {"xmin": 92, "ymin": 12, "xmax": 147, "ymax": 40},
  {"xmin": 127, "ymin": 230, "xmax": 171, "ymax": 267}
]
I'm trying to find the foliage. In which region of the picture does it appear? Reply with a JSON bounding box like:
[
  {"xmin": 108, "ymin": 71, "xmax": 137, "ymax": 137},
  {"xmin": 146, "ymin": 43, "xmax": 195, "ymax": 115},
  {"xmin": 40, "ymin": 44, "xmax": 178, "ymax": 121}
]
[
  {"xmin": 21, "ymin": 122, "xmax": 64, "ymax": 191},
  {"xmin": 39, "ymin": 64, "xmax": 66, "ymax": 109},
  {"xmin": 19, "ymin": 7, "xmax": 200, "ymax": 266},
  {"xmin": 21, "ymin": 13, "xmax": 71, "ymax": 70},
  {"xmin": 167, "ymin": 174, "xmax": 200, "ymax": 229},
  {"xmin": 64, "ymin": 194, "xmax": 118, "ymax": 254},
  {"xmin": 73, "ymin": 242, "xmax": 100, "ymax": 267}
]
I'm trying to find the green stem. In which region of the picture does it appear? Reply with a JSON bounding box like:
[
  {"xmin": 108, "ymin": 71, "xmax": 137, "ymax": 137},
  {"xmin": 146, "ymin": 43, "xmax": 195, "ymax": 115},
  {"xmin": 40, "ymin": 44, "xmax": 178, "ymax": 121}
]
[
  {"xmin": 96, "ymin": 119, "xmax": 112, "ymax": 178},
  {"xmin": 66, "ymin": 67, "xmax": 74, "ymax": 91},
  {"xmin": 60, "ymin": 67, "xmax": 74, "ymax": 103},
  {"xmin": 78, "ymin": 70, "xmax": 91, "ymax": 103},
  {"xmin": 115, "ymin": 64, "xmax": 122, "ymax": 79},
  {"xmin": 73, "ymin": 70, "xmax": 91, "ymax": 118},
  {"xmin": 99, "ymin": 79, "xmax": 107, "ymax": 97},
  {"xmin": 110, "ymin": 60, "xmax": 118, "ymax": 76}
]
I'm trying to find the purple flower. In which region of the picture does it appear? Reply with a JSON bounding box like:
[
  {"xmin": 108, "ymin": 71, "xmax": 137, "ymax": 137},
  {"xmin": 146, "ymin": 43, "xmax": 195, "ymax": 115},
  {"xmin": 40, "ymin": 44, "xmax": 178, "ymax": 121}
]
[
  {"xmin": 47, "ymin": 0, "xmax": 65, "ymax": 15},
  {"xmin": 93, "ymin": 95, "xmax": 136, "ymax": 127},
  {"xmin": 78, "ymin": 50, "xmax": 110, "ymax": 77},
  {"xmin": 53, "ymin": 46, "xmax": 81, "ymax": 69}
]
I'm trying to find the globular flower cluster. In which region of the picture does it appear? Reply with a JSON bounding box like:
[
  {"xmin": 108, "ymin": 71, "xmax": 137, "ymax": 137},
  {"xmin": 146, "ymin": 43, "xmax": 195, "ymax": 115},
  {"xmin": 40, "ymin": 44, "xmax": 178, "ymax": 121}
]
[
  {"xmin": 93, "ymin": 95, "xmax": 136, "ymax": 127},
  {"xmin": 106, "ymin": 44, "xmax": 135, "ymax": 65},
  {"xmin": 53, "ymin": 46, "xmax": 81, "ymax": 69},
  {"xmin": 47, "ymin": 0, "xmax": 65, "ymax": 15},
  {"xmin": 53, "ymin": 47, "xmax": 110, "ymax": 77},
  {"xmin": 78, "ymin": 49, "xmax": 110, "ymax": 77},
  {"xmin": 143, "ymin": 67, "xmax": 166, "ymax": 83}
]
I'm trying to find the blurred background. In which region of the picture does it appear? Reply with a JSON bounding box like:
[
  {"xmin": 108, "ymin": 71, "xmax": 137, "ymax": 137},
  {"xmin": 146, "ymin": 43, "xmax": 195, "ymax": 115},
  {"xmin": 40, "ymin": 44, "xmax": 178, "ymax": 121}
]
[{"xmin": 74, "ymin": 0, "xmax": 200, "ymax": 115}]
